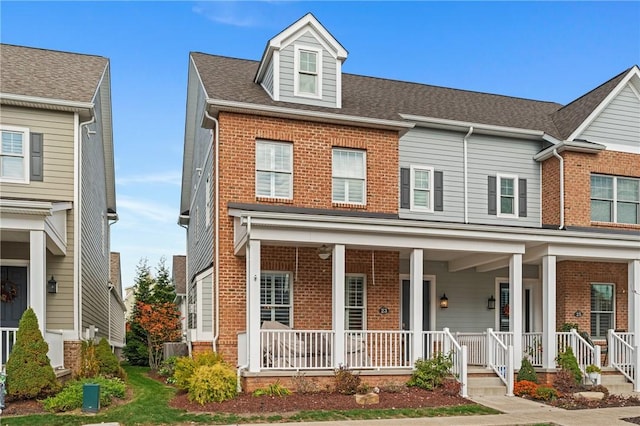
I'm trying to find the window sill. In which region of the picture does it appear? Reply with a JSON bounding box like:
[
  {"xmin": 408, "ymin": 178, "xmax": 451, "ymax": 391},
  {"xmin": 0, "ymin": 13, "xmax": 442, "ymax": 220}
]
[
  {"xmin": 332, "ymin": 202, "xmax": 366, "ymax": 209},
  {"xmin": 591, "ymin": 221, "xmax": 640, "ymax": 230},
  {"xmin": 256, "ymin": 196, "xmax": 294, "ymax": 204}
]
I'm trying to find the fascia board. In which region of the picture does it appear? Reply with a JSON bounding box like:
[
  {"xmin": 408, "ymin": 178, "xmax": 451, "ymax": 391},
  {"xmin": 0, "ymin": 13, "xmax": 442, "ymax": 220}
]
[
  {"xmin": 0, "ymin": 93, "xmax": 93, "ymax": 111},
  {"xmin": 533, "ymin": 140, "xmax": 606, "ymax": 161}
]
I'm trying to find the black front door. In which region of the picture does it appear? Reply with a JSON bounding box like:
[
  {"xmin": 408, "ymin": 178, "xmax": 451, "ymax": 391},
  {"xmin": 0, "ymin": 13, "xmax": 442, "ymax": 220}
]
[
  {"xmin": 1, "ymin": 266, "xmax": 28, "ymax": 364},
  {"xmin": 401, "ymin": 279, "xmax": 430, "ymax": 332}
]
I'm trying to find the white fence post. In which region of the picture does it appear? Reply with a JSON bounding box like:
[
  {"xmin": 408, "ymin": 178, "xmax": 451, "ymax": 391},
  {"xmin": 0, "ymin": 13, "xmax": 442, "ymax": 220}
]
[
  {"xmin": 443, "ymin": 328, "xmax": 451, "ymax": 355},
  {"xmin": 634, "ymin": 345, "xmax": 640, "ymax": 393},
  {"xmin": 486, "ymin": 328, "xmax": 493, "ymax": 369},
  {"xmin": 506, "ymin": 345, "xmax": 514, "ymax": 397},
  {"xmin": 607, "ymin": 329, "xmax": 614, "ymax": 368},
  {"xmin": 460, "ymin": 345, "xmax": 468, "ymax": 398}
]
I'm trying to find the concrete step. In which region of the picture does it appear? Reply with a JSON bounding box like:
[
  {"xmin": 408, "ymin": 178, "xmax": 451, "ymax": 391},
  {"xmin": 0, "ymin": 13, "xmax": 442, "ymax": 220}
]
[
  {"xmin": 468, "ymin": 376, "xmax": 505, "ymax": 387},
  {"xmin": 600, "ymin": 375, "xmax": 631, "ymax": 385},
  {"xmin": 467, "ymin": 384, "xmax": 507, "ymax": 397},
  {"xmin": 467, "ymin": 374, "xmax": 507, "ymax": 397}
]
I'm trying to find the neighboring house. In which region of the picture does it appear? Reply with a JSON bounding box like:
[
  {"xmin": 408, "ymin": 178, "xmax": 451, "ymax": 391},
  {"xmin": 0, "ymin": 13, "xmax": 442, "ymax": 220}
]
[
  {"xmin": 172, "ymin": 255, "xmax": 187, "ymax": 339},
  {"xmin": 0, "ymin": 44, "xmax": 125, "ymax": 374},
  {"xmin": 123, "ymin": 286, "xmax": 136, "ymax": 321},
  {"xmin": 109, "ymin": 252, "xmax": 127, "ymax": 358},
  {"xmin": 179, "ymin": 14, "xmax": 640, "ymax": 394}
]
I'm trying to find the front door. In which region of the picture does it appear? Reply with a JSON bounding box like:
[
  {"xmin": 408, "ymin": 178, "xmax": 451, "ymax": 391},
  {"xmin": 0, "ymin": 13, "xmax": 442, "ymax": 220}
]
[
  {"xmin": 1, "ymin": 266, "xmax": 28, "ymax": 364},
  {"xmin": 401, "ymin": 279, "xmax": 430, "ymax": 332},
  {"xmin": 498, "ymin": 281, "xmax": 531, "ymax": 332}
]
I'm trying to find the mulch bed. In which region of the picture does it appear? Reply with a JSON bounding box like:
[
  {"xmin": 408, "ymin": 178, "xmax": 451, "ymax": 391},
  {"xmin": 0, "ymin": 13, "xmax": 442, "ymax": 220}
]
[{"xmin": 546, "ymin": 393, "xmax": 640, "ymax": 410}]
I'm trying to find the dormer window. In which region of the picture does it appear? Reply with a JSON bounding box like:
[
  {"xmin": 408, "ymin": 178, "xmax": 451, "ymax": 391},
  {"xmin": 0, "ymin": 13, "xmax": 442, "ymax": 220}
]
[{"xmin": 294, "ymin": 46, "xmax": 322, "ymax": 98}]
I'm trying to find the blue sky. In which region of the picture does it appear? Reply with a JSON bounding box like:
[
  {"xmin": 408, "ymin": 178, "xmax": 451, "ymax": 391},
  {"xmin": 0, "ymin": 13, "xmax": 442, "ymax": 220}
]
[{"xmin": 2, "ymin": 1, "xmax": 639, "ymax": 289}]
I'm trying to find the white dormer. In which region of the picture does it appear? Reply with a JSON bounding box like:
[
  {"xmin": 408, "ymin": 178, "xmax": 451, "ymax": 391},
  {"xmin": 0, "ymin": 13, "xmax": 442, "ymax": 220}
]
[{"xmin": 254, "ymin": 13, "xmax": 348, "ymax": 108}]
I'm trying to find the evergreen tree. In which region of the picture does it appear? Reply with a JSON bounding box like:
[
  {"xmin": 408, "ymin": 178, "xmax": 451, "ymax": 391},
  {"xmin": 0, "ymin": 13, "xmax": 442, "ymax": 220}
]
[
  {"xmin": 152, "ymin": 256, "xmax": 176, "ymax": 304},
  {"xmin": 124, "ymin": 258, "xmax": 156, "ymax": 366}
]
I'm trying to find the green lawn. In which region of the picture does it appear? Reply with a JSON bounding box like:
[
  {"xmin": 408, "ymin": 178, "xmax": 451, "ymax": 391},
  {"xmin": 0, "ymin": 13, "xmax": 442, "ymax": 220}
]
[{"xmin": 2, "ymin": 365, "xmax": 498, "ymax": 425}]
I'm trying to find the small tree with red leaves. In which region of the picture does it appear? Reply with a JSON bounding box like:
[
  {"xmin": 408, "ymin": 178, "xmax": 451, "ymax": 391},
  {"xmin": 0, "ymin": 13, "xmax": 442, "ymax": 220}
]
[{"xmin": 137, "ymin": 301, "xmax": 182, "ymax": 369}]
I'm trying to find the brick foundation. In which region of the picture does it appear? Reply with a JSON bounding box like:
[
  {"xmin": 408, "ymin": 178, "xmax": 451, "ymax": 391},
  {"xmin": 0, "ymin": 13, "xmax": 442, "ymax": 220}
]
[
  {"xmin": 191, "ymin": 341, "xmax": 214, "ymax": 355},
  {"xmin": 63, "ymin": 340, "xmax": 82, "ymax": 376}
]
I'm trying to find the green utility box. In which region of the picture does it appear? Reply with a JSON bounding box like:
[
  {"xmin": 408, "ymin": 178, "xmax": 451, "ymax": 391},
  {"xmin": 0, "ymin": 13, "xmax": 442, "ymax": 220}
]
[{"xmin": 82, "ymin": 383, "xmax": 100, "ymax": 413}]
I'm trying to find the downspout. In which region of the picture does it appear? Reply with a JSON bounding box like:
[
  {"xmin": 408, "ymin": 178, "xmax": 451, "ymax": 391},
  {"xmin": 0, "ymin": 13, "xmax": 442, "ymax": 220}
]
[
  {"xmin": 77, "ymin": 114, "xmax": 96, "ymax": 339},
  {"xmin": 236, "ymin": 214, "xmax": 251, "ymax": 392},
  {"xmin": 204, "ymin": 110, "xmax": 220, "ymax": 353},
  {"xmin": 107, "ymin": 282, "xmax": 114, "ymax": 348},
  {"xmin": 551, "ymin": 149, "xmax": 564, "ymax": 229},
  {"xmin": 177, "ymin": 221, "xmax": 190, "ymax": 356},
  {"xmin": 463, "ymin": 127, "xmax": 474, "ymax": 224}
]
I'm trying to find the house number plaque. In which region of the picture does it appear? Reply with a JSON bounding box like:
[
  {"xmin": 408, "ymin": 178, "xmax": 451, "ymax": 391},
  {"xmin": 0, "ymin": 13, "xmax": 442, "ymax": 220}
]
[{"xmin": 378, "ymin": 306, "xmax": 389, "ymax": 315}]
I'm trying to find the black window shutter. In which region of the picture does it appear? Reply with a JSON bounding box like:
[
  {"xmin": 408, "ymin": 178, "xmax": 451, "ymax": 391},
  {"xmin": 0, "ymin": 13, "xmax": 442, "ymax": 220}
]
[
  {"xmin": 519, "ymin": 178, "xmax": 527, "ymax": 217},
  {"xmin": 434, "ymin": 171, "xmax": 444, "ymax": 212},
  {"xmin": 30, "ymin": 133, "xmax": 43, "ymax": 182},
  {"xmin": 488, "ymin": 175, "xmax": 497, "ymax": 215},
  {"xmin": 400, "ymin": 168, "xmax": 410, "ymax": 209}
]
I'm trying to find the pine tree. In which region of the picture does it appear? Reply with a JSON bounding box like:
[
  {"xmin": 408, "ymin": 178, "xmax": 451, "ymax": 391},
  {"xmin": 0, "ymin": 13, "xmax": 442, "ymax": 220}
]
[
  {"xmin": 152, "ymin": 256, "xmax": 176, "ymax": 304},
  {"xmin": 124, "ymin": 258, "xmax": 156, "ymax": 366}
]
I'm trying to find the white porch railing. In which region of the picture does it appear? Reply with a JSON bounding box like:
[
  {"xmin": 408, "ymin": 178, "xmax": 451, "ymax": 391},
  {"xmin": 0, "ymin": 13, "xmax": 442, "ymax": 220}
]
[
  {"xmin": 1, "ymin": 327, "xmax": 18, "ymax": 367},
  {"xmin": 487, "ymin": 328, "xmax": 514, "ymax": 396},
  {"xmin": 345, "ymin": 330, "xmax": 413, "ymax": 369},
  {"xmin": 45, "ymin": 330, "xmax": 65, "ymax": 369},
  {"xmin": 523, "ymin": 332, "xmax": 543, "ymax": 367},
  {"xmin": 442, "ymin": 328, "xmax": 468, "ymax": 397},
  {"xmin": 261, "ymin": 329, "xmax": 334, "ymax": 370},
  {"xmin": 455, "ymin": 332, "xmax": 485, "ymax": 366},
  {"xmin": 608, "ymin": 330, "xmax": 638, "ymax": 391},
  {"xmin": 556, "ymin": 329, "xmax": 601, "ymax": 379}
]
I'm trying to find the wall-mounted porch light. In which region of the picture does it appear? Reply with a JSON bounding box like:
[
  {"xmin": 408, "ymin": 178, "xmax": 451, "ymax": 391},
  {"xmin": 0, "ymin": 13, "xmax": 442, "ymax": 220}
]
[
  {"xmin": 47, "ymin": 276, "xmax": 57, "ymax": 294},
  {"xmin": 439, "ymin": 293, "xmax": 449, "ymax": 309},
  {"xmin": 317, "ymin": 245, "xmax": 332, "ymax": 260},
  {"xmin": 487, "ymin": 295, "xmax": 496, "ymax": 310}
]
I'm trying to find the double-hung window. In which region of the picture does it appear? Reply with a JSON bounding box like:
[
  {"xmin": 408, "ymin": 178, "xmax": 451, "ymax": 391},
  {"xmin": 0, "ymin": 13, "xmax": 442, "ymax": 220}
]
[
  {"xmin": 498, "ymin": 174, "xmax": 518, "ymax": 217},
  {"xmin": 1, "ymin": 126, "xmax": 29, "ymax": 183},
  {"xmin": 256, "ymin": 140, "xmax": 293, "ymax": 199},
  {"xmin": 295, "ymin": 46, "xmax": 321, "ymax": 97},
  {"xmin": 261, "ymin": 272, "xmax": 292, "ymax": 327},
  {"xmin": 332, "ymin": 148, "xmax": 366, "ymax": 204},
  {"xmin": 411, "ymin": 166, "xmax": 433, "ymax": 211},
  {"xmin": 345, "ymin": 275, "xmax": 366, "ymax": 330},
  {"xmin": 590, "ymin": 283, "xmax": 614, "ymax": 339},
  {"xmin": 591, "ymin": 174, "xmax": 639, "ymax": 224}
]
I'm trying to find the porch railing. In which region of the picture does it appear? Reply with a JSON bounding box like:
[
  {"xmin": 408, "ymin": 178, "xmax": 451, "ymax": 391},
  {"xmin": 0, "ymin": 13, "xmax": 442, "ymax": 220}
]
[
  {"xmin": 556, "ymin": 329, "xmax": 600, "ymax": 379},
  {"xmin": 442, "ymin": 328, "xmax": 468, "ymax": 397},
  {"xmin": 1, "ymin": 327, "xmax": 18, "ymax": 367},
  {"xmin": 487, "ymin": 328, "xmax": 514, "ymax": 396},
  {"xmin": 261, "ymin": 329, "xmax": 334, "ymax": 370},
  {"xmin": 608, "ymin": 330, "xmax": 638, "ymax": 391},
  {"xmin": 455, "ymin": 332, "xmax": 485, "ymax": 366},
  {"xmin": 345, "ymin": 331, "xmax": 412, "ymax": 369},
  {"xmin": 45, "ymin": 330, "xmax": 65, "ymax": 369},
  {"xmin": 523, "ymin": 332, "xmax": 543, "ymax": 367}
]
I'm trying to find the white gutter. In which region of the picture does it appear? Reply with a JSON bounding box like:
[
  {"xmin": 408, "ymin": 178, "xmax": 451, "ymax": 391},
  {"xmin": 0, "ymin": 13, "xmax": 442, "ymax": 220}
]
[
  {"xmin": 0, "ymin": 93, "xmax": 94, "ymax": 110},
  {"xmin": 552, "ymin": 149, "xmax": 565, "ymax": 230},
  {"xmin": 463, "ymin": 127, "xmax": 473, "ymax": 224},
  {"xmin": 533, "ymin": 140, "xmax": 606, "ymax": 161},
  {"xmin": 204, "ymin": 110, "xmax": 220, "ymax": 353}
]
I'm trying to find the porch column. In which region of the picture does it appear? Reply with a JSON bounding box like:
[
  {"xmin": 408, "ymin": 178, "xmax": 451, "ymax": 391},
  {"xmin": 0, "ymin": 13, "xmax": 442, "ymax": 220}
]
[
  {"xmin": 541, "ymin": 255, "xmax": 557, "ymax": 369},
  {"xmin": 410, "ymin": 248, "xmax": 424, "ymax": 363},
  {"xmin": 247, "ymin": 239, "xmax": 261, "ymax": 372},
  {"xmin": 629, "ymin": 260, "xmax": 640, "ymax": 336},
  {"xmin": 30, "ymin": 230, "xmax": 47, "ymax": 334},
  {"xmin": 509, "ymin": 253, "xmax": 523, "ymax": 365},
  {"xmin": 332, "ymin": 244, "xmax": 346, "ymax": 367}
]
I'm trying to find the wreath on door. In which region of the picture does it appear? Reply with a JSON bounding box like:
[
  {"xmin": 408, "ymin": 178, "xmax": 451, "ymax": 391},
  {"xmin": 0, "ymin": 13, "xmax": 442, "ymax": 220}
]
[
  {"xmin": 502, "ymin": 304, "xmax": 510, "ymax": 318},
  {"xmin": 1, "ymin": 279, "xmax": 18, "ymax": 303}
]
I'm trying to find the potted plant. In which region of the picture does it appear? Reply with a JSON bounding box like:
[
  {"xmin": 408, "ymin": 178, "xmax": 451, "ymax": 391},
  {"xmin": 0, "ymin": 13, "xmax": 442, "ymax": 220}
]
[{"xmin": 585, "ymin": 364, "xmax": 601, "ymax": 384}]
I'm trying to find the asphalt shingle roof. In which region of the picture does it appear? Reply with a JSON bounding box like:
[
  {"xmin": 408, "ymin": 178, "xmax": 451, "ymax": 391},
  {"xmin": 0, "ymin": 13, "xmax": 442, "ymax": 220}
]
[{"xmin": 1, "ymin": 44, "xmax": 108, "ymax": 103}]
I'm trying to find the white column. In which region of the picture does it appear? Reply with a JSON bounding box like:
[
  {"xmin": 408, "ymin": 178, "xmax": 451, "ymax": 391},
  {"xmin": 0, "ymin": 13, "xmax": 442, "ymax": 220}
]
[
  {"xmin": 509, "ymin": 253, "xmax": 523, "ymax": 365},
  {"xmin": 332, "ymin": 244, "xmax": 346, "ymax": 367},
  {"xmin": 410, "ymin": 248, "xmax": 424, "ymax": 363},
  {"xmin": 247, "ymin": 239, "xmax": 261, "ymax": 372},
  {"xmin": 629, "ymin": 260, "xmax": 640, "ymax": 335},
  {"xmin": 541, "ymin": 255, "xmax": 557, "ymax": 369},
  {"xmin": 30, "ymin": 230, "xmax": 47, "ymax": 334}
]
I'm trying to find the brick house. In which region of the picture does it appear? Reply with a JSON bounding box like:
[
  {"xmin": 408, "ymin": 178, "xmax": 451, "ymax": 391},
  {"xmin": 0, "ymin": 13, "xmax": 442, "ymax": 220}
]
[{"xmin": 179, "ymin": 14, "xmax": 639, "ymax": 394}]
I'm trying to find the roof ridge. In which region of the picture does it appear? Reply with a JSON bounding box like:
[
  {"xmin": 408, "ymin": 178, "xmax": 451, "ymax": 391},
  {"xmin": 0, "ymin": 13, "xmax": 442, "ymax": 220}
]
[{"xmin": 0, "ymin": 43, "xmax": 108, "ymax": 60}]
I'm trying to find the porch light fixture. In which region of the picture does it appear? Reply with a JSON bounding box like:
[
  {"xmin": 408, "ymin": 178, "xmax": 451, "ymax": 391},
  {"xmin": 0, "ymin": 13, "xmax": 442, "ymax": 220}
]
[
  {"xmin": 487, "ymin": 295, "xmax": 496, "ymax": 310},
  {"xmin": 317, "ymin": 245, "xmax": 332, "ymax": 260},
  {"xmin": 47, "ymin": 276, "xmax": 57, "ymax": 294},
  {"xmin": 439, "ymin": 293, "xmax": 448, "ymax": 309}
]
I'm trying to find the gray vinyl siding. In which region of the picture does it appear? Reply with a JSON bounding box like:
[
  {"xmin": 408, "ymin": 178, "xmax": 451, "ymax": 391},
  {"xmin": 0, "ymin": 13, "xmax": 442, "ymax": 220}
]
[
  {"xmin": 80, "ymin": 85, "xmax": 113, "ymax": 340},
  {"xmin": 400, "ymin": 260, "xmax": 538, "ymax": 333},
  {"xmin": 278, "ymin": 30, "xmax": 338, "ymax": 108},
  {"xmin": 467, "ymin": 134, "xmax": 541, "ymax": 227},
  {"xmin": 202, "ymin": 273, "xmax": 213, "ymax": 333},
  {"xmin": 579, "ymin": 84, "xmax": 640, "ymax": 153},
  {"xmin": 261, "ymin": 56, "xmax": 274, "ymax": 97},
  {"xmin": 0, "ymin": 106, "xmax": 74, "ymax": 200},
  {"xmin": 109, "ymin": 292, "xmax": 126, "ymax": 346},
  {"xmin": 399, "ymin": 128, "xmax": 465, "ymax": 222},
  {"xmin": 186, "ymin": 67, "xmax": 214, "ymax": 284}
]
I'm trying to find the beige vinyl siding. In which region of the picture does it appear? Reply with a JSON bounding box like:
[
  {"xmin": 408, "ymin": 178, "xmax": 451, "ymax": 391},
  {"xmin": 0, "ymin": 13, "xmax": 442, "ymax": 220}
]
[
  {"xmin": 45, "ymin": 209, "xmax": 75, "ymax": 329},
  {"xmin": 0, "ymin": 106, "xmax": 75, "ymax": 200},
  {"xmin": 580, "ymin": 84, "xmax": 640, "ymax": 153}
]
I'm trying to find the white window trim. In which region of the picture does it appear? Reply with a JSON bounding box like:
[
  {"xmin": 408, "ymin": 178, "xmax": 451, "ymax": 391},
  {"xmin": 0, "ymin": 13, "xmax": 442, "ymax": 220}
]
[
  {"xmin": 332, "ymin": 148, "xmax": 367, "ymax": 205},
  {"xmin": 345, "ymin": 273, "xmax": 367, "ymax": 330},
  {"xmin": 497, "ymin": 173, "xmax": 519, "ymax": 218},
  {"xmin": 410, "ymin": 166, "xmax": 434, "ymax": 212},
  {"xmin": 255, "ymin": 140, "xmax": 293, "ymax": 199},
  {"xmin": 0, "ymin": 125, "xmax": 30, "ymax": 184},
  {"xmin": 591, "ymin": 174, "xmax": 640, "ymax": 224},
  {"xmin": 260, "ymin": 271, "xmax": 294, "ymax": 327},
  {"xmin": 590, "ymin": 282, "xmax": 615, "ymax": 340},
  {"xmin": 293, "ymin": 44, "xmax": 323, "ymax": 99}
]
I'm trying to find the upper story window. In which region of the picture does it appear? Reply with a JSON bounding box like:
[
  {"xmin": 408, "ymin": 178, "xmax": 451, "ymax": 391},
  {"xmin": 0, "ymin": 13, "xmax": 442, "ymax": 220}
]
[
  {"xmin": 256, "ymin": 140, "xmax": 293, "ymax": 199},
  {"xmin": 332, "ymin": 148, "xmax": 366, "ymax": 205},
  {"xmin": 488, "ymin": 174, "xmax": 527, "ymax": 218},
  {"xmin": 261, "ymin": 272, "xmax": 292, "ymax": 327},
  {"xmin": 411, "ymin": 166, "xmax": 434, "ymax": 211},
  {"xmin": 591, "ymin": 174, "xmax": 639, "ymax": 224},
  {"xmin": 294, "ymin": 46, "xmax": 322, "ymax": 98},
  {"xmin": 1, "ymin": 126, "xmax": 29, "ymax": 183},
  {"xmin": 498, "ymin": 174, "xmax": 518, "ymax": 217}
]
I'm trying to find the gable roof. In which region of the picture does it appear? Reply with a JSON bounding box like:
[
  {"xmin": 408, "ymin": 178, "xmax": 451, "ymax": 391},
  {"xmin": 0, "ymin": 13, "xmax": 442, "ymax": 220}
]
[{"xmin": 1, "ymin": 44, "xmax": 108, "ymax": 105}]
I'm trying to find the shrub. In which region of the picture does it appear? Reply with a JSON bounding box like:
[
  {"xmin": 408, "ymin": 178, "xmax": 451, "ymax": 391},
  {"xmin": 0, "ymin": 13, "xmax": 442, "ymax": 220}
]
[
  {"xmin": 517, "ymin": 357, "xmax": 538, "ymax": 383},
  {"xmin": 291, "ymin": 372, "xmax": 319, "ymax": 394},
  {"xmin": 42, "ymin": 376, "xmax": 126, "ymax": 412},
  {"xmin": 187, "ymin": 364, "xmax": 237, "ymax": 404},
  {"xmin": 556, "ymin": 347, "xmax": 582, "ymax": 385},
  {"xmin": 96, "ymin": 338, "xmax": 126, "ymax": 379},
  {"xmin": 553, "ymin": 369, "xmax": 580, "ymax": 394},
  {"xmin": 355, "ymin": 383, "xmax": 372, "ymax": 395},
  {"xmin": 334, "ymin": 365, "xmax": 361, "ymax": 395},
  {"xmin": 533, "ymin": 386, "xmax": 558, "ymax": 401},
  {"xmin": 514, "ymin": 380, "xmax": 538, "ymax": 397},
  {"xmin": 253, "ymin": 381, "xmax": 292, "ymax": 397},
  {"xmin": 441, "ymin": 379, "xmax": 461, "ymax": 396},
  {"xmin": 6, "ymin": 308, "xmax": 60, "ymax": 400},
  {"xmin": 174, "ymin": 351, "xmax": 225, "ymax": 390},
  {"xmin": 158, "ymin": 356, "xmax": 179, "ymax": 384},
  {"xmin": 407, "ymin": 352, "xmax": 453, "ymax": 390},
  {"xmin": 79, "ymin": 340, "xmax": 100, "ymax": 378}
]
